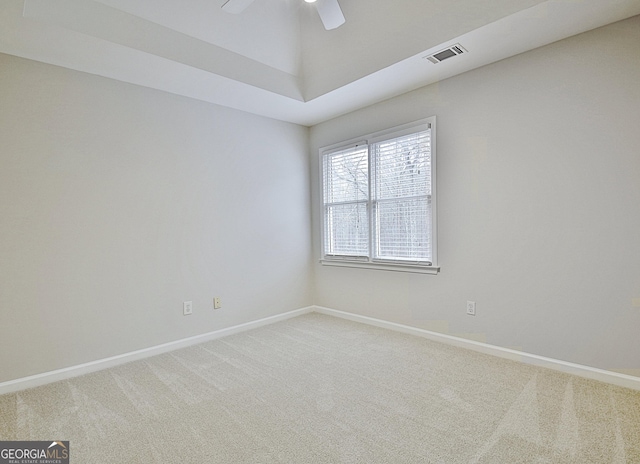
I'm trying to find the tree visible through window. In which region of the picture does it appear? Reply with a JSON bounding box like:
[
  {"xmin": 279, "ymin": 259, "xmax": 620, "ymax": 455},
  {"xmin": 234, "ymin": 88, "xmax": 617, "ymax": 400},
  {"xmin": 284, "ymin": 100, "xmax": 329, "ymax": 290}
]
[{"xmin": 321, "ymin": 119, "xmax": 436, "ymax": 271}]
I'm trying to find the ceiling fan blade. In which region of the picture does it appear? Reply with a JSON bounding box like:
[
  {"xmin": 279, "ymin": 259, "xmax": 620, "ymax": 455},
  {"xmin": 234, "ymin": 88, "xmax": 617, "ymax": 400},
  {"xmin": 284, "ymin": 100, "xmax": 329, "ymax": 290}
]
[
  {"xmin": 315, "ymin": 0, "xmax": 345, "ymax": 30},
  {"xmin": 221, "ymin": 0, "xmax": 255, "ymax": 14}
]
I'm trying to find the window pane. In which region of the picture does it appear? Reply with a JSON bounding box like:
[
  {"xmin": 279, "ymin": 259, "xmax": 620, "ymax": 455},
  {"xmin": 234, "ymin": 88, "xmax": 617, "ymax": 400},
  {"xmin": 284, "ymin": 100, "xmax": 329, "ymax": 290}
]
[
  {"xmin": 375, "ymin": 197, "xmax": 432, "ymax": 262},
  {"xmin": 323, "ymin": 147, "xmax": 368, "ymax": 204},
  {"xmin": 373, "ymin": 130, "xmax": 431, "ymax": 200},
  {"xmin": 325, "ymin": 203, "xmax": 369, "ymax": 257}
]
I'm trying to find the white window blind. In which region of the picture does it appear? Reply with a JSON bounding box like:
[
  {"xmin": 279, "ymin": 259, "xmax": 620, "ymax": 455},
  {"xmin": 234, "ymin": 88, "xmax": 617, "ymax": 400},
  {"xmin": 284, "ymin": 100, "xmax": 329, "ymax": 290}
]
[
  {"xmin": 323, "ymin": 145, "xmax": 369, "ymax": 258},
  {"xmin": 371, "ymin": 130, "xmax": 432, "ymax": 263},
  {"xmin": 321, "ymin": 118, "xmax": 437, "ymax": 272}
]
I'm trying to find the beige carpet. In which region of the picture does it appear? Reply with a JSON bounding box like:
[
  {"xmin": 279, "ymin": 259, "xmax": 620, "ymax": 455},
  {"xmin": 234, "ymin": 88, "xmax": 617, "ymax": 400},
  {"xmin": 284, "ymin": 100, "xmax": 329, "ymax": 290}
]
[{"xmin": 0, "ymin": 313, "xmax": 639, "ymax": 463}]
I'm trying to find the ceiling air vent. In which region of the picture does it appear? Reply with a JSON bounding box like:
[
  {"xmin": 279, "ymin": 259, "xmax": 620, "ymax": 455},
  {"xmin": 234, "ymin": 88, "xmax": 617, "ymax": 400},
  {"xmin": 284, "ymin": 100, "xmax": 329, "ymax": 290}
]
[{"xmin": 425, "ymin": 44, "xmax": 467, "ymax": 64}]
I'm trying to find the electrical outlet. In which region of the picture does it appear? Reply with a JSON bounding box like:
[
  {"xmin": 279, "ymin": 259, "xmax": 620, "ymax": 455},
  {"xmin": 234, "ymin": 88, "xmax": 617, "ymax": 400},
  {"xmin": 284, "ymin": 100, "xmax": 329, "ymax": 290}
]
[
  {"xmin": 213, "ymin": 297, "xmax": 221, "ymax": 309},
  {"xmin": 466, "ymin": 300, "xmax": 476, "ymax": 316},
  {"xmin": 183, "ymin": 301, "xmax": 193, "ymax": 316}
]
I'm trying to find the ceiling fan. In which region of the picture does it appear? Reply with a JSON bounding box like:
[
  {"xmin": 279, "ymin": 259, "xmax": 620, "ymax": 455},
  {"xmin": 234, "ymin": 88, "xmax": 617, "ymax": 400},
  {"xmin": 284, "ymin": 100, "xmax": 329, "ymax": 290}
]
[{"xmin": 221, "ymin": 0, "xmax": 345, "ymax": 30}]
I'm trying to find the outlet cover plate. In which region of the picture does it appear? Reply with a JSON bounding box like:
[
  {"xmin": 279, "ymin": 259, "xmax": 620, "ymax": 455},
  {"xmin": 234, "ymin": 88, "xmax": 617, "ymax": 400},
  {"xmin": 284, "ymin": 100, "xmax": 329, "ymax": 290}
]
[
  {"xmin": 183, "ymin": 301, "xmax": 193, "ymax": 315},
  {"xmin": 466, "ymin": 300, "xmax": 476, "ymax": 316}
]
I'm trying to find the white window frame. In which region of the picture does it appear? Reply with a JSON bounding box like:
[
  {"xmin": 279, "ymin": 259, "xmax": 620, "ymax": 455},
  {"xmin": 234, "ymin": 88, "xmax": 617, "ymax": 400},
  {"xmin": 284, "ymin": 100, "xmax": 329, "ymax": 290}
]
[{"xmin": 319, "ymin": 117, "xmax": 439, "ymax": 274}]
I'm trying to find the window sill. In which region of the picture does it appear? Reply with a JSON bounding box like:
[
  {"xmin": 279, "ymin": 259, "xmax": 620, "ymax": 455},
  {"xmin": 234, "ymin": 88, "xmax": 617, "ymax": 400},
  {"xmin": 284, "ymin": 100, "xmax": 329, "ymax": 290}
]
[{"xmin": 320, "ymin": 259, "xmax": 440, "ymax": 275}]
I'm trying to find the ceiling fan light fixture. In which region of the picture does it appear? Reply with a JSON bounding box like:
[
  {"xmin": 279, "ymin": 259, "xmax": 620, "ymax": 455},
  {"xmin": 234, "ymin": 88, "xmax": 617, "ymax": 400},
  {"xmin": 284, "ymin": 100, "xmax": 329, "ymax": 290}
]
[{"xmin": 305, "ymin": 0, "xmax": 317, "ymax": 3}]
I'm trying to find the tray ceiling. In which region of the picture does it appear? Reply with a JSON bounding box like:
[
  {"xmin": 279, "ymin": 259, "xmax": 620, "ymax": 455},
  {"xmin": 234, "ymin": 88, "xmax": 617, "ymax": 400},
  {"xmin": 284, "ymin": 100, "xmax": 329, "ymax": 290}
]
[{"xmin": 1, "ymin": 0, "xmax": 639, "ymax": 125}]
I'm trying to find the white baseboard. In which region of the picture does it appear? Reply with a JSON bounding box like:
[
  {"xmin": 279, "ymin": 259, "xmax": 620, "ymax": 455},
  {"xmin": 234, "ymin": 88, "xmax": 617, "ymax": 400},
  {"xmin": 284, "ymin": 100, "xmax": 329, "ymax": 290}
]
[
  {"xmin": 4, "ymin": 305, "xmax": 638, "ymax": 395},
  {"xmin": 0, "ymin": 306, "xmax": 314, "ymax": 395},
  {"xmin": 313, "ymin": 305, "xmax": 640, "ymax": 391}
]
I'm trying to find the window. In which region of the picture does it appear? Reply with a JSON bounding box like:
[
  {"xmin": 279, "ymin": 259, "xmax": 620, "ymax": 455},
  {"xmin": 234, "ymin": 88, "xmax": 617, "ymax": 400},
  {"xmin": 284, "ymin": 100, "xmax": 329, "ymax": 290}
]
[{"xmin": 321, "ymin": 118, "xmax": 438, "ymax": 274}]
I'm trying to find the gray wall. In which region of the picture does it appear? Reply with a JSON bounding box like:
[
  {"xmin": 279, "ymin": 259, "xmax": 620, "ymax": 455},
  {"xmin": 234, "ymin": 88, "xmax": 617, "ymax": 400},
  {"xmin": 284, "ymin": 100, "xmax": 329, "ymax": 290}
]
[
  {"xmin": 0, "ymin": 54, "xmax": 313, "ymax": 383},
  {"xmin": 2, "ymin": 15, "xmax": 639, "ymax": 385},
  {"xmin": 310, "ymin": 16, "xmax": 640, "ymax": 376}
]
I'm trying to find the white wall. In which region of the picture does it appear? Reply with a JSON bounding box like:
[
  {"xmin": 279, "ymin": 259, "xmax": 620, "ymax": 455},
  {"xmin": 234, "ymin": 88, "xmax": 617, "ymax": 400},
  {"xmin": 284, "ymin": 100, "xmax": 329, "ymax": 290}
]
[
  {"xmin": 2, "ymin": 15, "xmax": 639, "ymax": 386},
  {"xmin": 310, "ymin": 16, "xmax": 640, "ymax": 375},
  {"xmin": 0, "ymin": 54, "xmax": 312, "ymax": 383}
]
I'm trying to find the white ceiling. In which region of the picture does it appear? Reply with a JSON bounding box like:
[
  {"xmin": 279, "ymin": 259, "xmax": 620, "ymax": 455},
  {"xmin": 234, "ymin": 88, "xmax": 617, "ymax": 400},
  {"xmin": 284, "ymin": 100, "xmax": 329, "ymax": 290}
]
[{"xmin": 1, "ymin": 0, "xmax": 639, "ymax": 126}]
